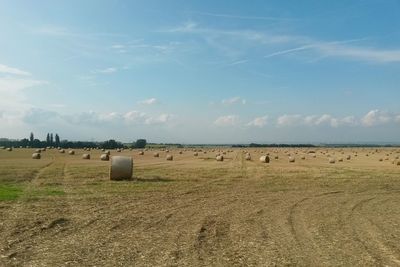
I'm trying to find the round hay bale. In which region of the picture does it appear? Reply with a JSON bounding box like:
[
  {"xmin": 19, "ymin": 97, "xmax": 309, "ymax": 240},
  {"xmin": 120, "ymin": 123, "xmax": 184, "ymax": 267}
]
[
  {"xmin": 110, "ymin": 156, "xmax": 133, "ymax": 180},
  {"xmin": 397, "ymin": 161, "xmax": 400, "ymax": 166},
  {"xmin": 6, "ymin": 147, "xmax": 12, "ymax": 151},
  {"xmin": 82, "ymin": 154, "xmax": 90, "ymax": 160},
  {"xmin": 301, "ymin": 155, "xmax": 306, "ymax": 160},
  {"xmin": 216, "ymin": 155, "xmax": 224, "ymax": 161},
  {"xmin": 259, "ymin": 155, "xmax": 270, "ymax": 163},
  {"xmin": 338, "ymin": 158, "xmax": 343, "ymax": 162},
  {"xmin": 194, "ymin": 152, "xmax": 199, "ymax": 156},
  {"xmin": 35, "ymin": 149, "xmax": 42, "ymax": 153},
  {"xmin": 59, "ymin": 149, "xmax": 65, "ymax": 153},
  {"xmin": 166, "ymin": 155, "xmax": 173, "ymax": 161},
  {"xmin": 289, "ymin": 157, "xmax": 295, "ymax": 163},
  {"xmin": 379, "ymin": 158, "xmax": 383, "ymax": 162},
  {"xmin": 116, "ymin": 148, "xmax": 121, "ymax": 152},
  {"xmin": 274, "ymin": 155, "xmax": 279, "ymax": 160},
  {"xmin": 138, "ymin": 151, "xmax": 144, "ymax": 155},
  {"xmin": 346, "ymin": 155, "xmax": 351, "ymax": 160},
  {"xmin": 32, "ymin": 153, "xmax": 41, "ymax": 159},
  {"xmin": 329, "ymin": 158, "xmax": 336, "ymax": 164},
  {"xmin": 100, "ymin": 154, "xmax": 109, "ymax": 161},
  {"xmin": 245, "ymin": 153, "xmax": 251, "ymax": 161},
  {"xmin": 153, "ymin": 152, "xmax": 159, "ymax": 157},
  {"xmin": 105, "ymin": 150, "xmax": 111, "ymax": 155},
  {"xmin": 68, "ymin": 150, "xmax": 75, "ymax": 155}
]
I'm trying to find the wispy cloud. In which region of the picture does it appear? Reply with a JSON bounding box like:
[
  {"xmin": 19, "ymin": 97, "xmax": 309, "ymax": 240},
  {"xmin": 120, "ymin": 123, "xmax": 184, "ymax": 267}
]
[
  {"xmin": 190, "ymin": 11, "xmax": 293, "ymax": 21},
  {"xmin": 167, "ymin": 22, "xmax": 400, "ymax": 63},
  {"xmin": 139, "ymin": 98, "xmax": 158, "ymax": 105},
  {"xmin": 222, "ymin": 96, "xmax": 246, "ymax": 105},
  {"xmin": 93, "ymin": 67, "xmax": 117, "ymax": 74},
  {"xmin": 0, "ymin": 64, "xmax": 31, "ymax": 76},
  {"xmin": 214, "ymin": 115, "xmax": 238, "ymax": 126}
]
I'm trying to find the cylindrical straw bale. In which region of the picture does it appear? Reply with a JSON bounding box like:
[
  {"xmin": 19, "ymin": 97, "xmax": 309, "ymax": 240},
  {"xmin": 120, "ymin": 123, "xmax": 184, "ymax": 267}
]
[{"xmin": 110, "ymin": 156, "xmax": 133, "ymax": 180}]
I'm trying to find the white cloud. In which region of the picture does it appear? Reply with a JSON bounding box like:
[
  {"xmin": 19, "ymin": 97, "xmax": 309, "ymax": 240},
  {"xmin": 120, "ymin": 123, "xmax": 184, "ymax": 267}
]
[
  {"xmin": 139, "ymin": 98, "xmax": 158, "ymax": 105},
  {"xmin": 214, "ymin": 115, "xmax": 238, "ymax": 126},
  {"xmin": 0, "ymin": 64, "xmax": 31, "ymax": 76},
  {"xmin": 222, "ymin": 96, "xmax": 246, "ymax": 105},
  {"xmin": 277, "ymin": 114, "xmax": 302, "ymax": 127},
  {"xmin": 123, "ymin": 111, "xmax": 147, "ymax": 123},
  {"xmin": 247, "ymin": 115, "xmax": 268, "ymax": 127},
  {"xmin": 340, "ymin": 116, "xmax": 357, "ymax": 126},
  {"xmin": 361, "ymin": 109, "xmax": 392, "ymax": 127},
  {"xmin": 145, "ymin": 113, "xmax": 172, "ymax": 125}
]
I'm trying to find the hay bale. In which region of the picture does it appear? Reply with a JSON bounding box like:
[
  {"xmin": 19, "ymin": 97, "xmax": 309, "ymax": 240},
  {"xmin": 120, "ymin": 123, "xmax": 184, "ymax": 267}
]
[
  {"xmin": 68, "ymin": 150, "xmax": 75, "ymax": 155},
  {"xmin": 82, "ymin": 154, "xmax": 90, "ymax": 160},
  {"xmin": 216, "ymin": 155, "xmax": 224, "ymax": 161},
  {"xmin": 59, "ymin": 149, "xmax": 65, "ymax": 153},
  {"xmin": 259, "ymin": 155, "xmax": 270, "ymax": 163},
  {"xmin": 346, "ymin": 155, "xmax": 351, "ymax": 160},
  {"xmin": 379, "ymin": 158, "xmax": 383, "ymax": 162},
  {"xmin": 338, "ymin": 158, "xmax": 343, "ymax": 162},
  {"xmin": 105, "ymin": 150, "xmax": 111, "ymax": 155},
  {"xmin": 274, "ymin": 155, "xmax": 279, "ymax": 160},
  {"xmin": 35, "ymin": 149, "xmax": 42, "ymax": 153},
  {"xmin": 6, "ymin": 147, "xmax": 12, "ymax": 151},
  {"xmin": 116, "ymin": 148, "xmax": 121, "ymax": 152},
  {"xmin": 289, "ymin": 157, "xmax": 295, "ymax": 163},
  {"xmin": 245, "ymin": 153, "xmax": 251, "ymax": 161},
  {"xmin": 153, "ymin": 152, "xmax": 159, "ymax": 157},
  {"xmin": 397, "ymin": 161, "xmax": 400, "ymax": 166},
  {"xmin": 166, "ymin": 155, "xmax": 173, "ymax": 161},
  {"xmin": 329, "ymin": 158, "xmax": 336, "ymax": 164},
  {"xmin": 32, "ymin": 153, "xmax": 41, "ymax": 159},
  {"xmin": 138, "ymin": 151, "xmax": 144, "ymax": 155},
  {"xmin": 194, "ymin": 152, "xmax": 198, "ymax": 156},
  {"xmin": 110, "ymin": 156, "xmax": 133, "ymax": 180},
  {"xmin": 301, "ymin": 155, "xmax": 306, "ymax": 160},
  {"xmin": 100, "ymin": 154, "xmax": 109, "ymax": 161}
]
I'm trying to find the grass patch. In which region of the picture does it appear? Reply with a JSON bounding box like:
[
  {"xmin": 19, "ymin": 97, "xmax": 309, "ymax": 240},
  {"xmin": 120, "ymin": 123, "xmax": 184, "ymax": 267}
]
[{"xmin": 0, "ymin": 184, "xmax": 24, "ymax": 201}]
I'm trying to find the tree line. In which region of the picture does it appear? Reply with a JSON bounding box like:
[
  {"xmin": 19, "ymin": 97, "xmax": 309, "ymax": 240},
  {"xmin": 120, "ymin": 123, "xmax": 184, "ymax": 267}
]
[{"xmin": 0, "ymin": 132, "xmax": 147, "ymax": 149}]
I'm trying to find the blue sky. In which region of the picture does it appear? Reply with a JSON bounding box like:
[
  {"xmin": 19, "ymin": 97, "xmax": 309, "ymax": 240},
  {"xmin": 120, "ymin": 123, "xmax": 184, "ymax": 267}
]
[{"xmin": 0, "ymin": 0, "xmax": 400, "ymax": 143}]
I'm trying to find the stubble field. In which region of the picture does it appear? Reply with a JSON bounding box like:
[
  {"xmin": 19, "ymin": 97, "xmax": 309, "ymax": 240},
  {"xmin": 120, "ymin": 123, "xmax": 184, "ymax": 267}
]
[{"xmin": 1, "ymin": 147, "xmax": 400, "ymax": 266}]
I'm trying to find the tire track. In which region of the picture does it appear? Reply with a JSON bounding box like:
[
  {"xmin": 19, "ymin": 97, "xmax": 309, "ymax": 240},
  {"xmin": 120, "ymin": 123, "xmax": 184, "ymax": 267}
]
[{"xmin": 348, "ymin": 195, "xmax": 400, "ymax": 266}]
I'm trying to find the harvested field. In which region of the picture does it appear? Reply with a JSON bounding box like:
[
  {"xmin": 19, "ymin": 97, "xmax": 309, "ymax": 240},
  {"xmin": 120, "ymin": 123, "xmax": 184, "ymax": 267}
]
[{"xmin": 1, "ymin": 147, "xmax": 400, "ymax": 266}]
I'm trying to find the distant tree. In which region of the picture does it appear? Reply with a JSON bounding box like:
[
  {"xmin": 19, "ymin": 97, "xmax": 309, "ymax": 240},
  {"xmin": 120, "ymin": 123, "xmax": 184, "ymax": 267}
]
[
  {"xmin": 50, "ymin": 133, "xmax": 54, "ymax": 145},
  {"xmin": 32, "ymin": 139, "xmax": 41, "ymax": 148},
  {"xmin": 134, "ymin": 139, "xmax": 147, "ymax": 149},
  {"xmin": 20, "ymin": 138, "xmax": 29, "ymax": 147},
  {"xmin": 101, "ymin": 139, "xmax": 121, "ymax": 149},
  {"xmin": 29, "ymin": 132, "xmax": 34, "ymax": 144},
  {"xmin": 55, "ymin": 134, "xmax": 60, "ymax": 147},
  {"xmin": 46, "ymin": 133, "xmax": 50, "ymax": 145}
]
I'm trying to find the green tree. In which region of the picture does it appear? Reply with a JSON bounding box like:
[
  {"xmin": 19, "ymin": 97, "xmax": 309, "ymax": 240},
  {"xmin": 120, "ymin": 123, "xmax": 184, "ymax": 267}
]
[
  {"xmin": 50, "ymin": 133, "xmax": 54, "ymax": 145},
  {"xmin": 46, "ymin": 133, "xmax": 50, "ymax": 145},
  {"xmin": 55, "ymin": 134, "xmax": 60, "ymax": 147},
  {"xmin": 134, "ymin": 139, "xmax": 147, "ymax": 149},
  {"xmin": 29, "ymin": 132, "xmax": 34, "ymax": 144}
]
